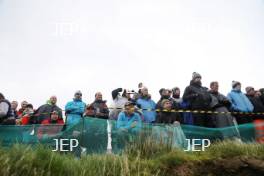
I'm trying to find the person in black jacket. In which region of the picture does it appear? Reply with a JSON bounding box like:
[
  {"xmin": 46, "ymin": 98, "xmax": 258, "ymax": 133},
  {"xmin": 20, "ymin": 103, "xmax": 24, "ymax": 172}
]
[
  {"xmin": 156, "ymin": 99, "xmax": 181, "ymax": 124},
  {"xmin": 156, "ymin": 88, "xmax": 179, "ymax": 110},
  {"xmin": 246, "ymin": 87, "xmax": 264, "ymax": 119},
  {"xmin": 259, "ymin": 88, "xmax": 264, "ymax": 106},
  {"xmin": 183, "ymin": 72, "xmax": 212, "ymax": 127},
  {"xmin": 246, "ymin": 87, "xmax": 264, "ymax": 143},
  {"xmin": 209, "ymin": 82, "xmax": 240, "ymax": 139},
  {"xmin": 85, "ymin": 92, "xmax": 109, "ymax": 119},
  {"xmin": 35, "ymin": 96, "xmax": 63, "ymax": 123}
]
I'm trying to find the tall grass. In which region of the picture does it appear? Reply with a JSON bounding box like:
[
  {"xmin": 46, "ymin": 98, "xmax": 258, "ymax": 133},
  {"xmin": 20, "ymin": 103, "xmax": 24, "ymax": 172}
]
[{"xmin": 0, "ymin": 140, "xmax": 263, "ymax": 176}]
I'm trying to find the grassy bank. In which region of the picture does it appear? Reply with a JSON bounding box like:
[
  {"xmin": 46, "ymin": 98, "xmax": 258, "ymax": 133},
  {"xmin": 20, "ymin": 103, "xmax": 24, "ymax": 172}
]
[{"xmin": 0, "ymin": 141, "xmax": 263, "ymax": 176}]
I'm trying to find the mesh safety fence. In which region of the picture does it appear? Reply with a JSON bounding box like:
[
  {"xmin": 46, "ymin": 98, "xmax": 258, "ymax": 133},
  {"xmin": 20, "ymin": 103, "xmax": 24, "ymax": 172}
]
[{"xmin": 0, "ymin": 116, "xmax": 262, "ymax": 155}]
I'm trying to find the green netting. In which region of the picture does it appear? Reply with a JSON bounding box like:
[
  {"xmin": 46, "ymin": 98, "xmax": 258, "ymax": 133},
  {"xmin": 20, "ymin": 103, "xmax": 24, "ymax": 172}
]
[
  {"xmin": 181, "ymin": 123, "xmax": 255, "ymax": 142},
  {"xmin": 0, "ymin": 116, "xmax": 262, "ymax": 155}
]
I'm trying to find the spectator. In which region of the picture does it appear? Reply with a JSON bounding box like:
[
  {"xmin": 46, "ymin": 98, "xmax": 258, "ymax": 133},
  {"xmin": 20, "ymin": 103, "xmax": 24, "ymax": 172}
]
[
  {"xmin": 227, "ymin": 81, "xmax": 254, "ymax": 124},
  {"xmin": 183, "ymin": 72, "xmax": 213, "ymax": 127},
  {"xmin": 65, "ymin": 91, "xmax": 86, "ymax": 125},
  {"xmin": 41, "ymin": 111, "xmax": 64, "ymax": 125},
  {"xmin": 209, "ymin": 81, "xmax": 238, "ymax": 127},
  {"xmin": 156, "ymin": 99, "xmax": 181, "ymax": 124},
  {"xmin": 11, "ymin": 101, "xmax": 19, "ymax": 119},
  {"xmin": 133, "ymin": 82, "xmax": 144, "ymax": 100},
  {"xmin": 138, "ymin": 82, "xmax": 143, "ymax": 91},
  {"xmin": 0, "ymin": 93, "xmax": 15, "ymax": 125},
  {"xmin": 117, "ymin": 101, "xmax": 142, "ymax": 132},
  {"xmin": 171, "ymin": 87, "xmax": 182, "ymax": 103},
  {"xmin": 136, "ymin": 87, "xmax": 157, "ymax": 123},
  {"xmin": 246, "ymin": 87, "xmax": 264, "ymax": 115},
  {"xmin": 170, "ymin": 87, "xmax": 195, "ymax": 125},
  {"xmin": 36, "ymin": 96, "xmax": 63, "ymax": 123},
  {"xmin": 17, "ymin": 101, "xmax": 28, "ymax": 118},
  {"xmin": 179, "ymin": 101, "xmax": 194, "ymax": 125},
  {"xmin": 259, "ymin": 88, "xmax": 264, "ymax": 105},
  {"xmin": 245, "ymin": 86, "xmax": 264, "ymax": 143},
  {"xmin": 38, "ymin": 111, "xmax": 64, "ymax": 139},
  {"xmin": 157, "ymin": 88, "xmax": 178, "ymax": 110},
  {"xmin": 20, "ymin": 104, "xmax": 38, "ymax": 125},
  {"xmin": 109, "ymin": 88, "xmax": 133, "ymax": 120},
  {"xmin": 85, "ymin": 92, "xmax": 109, "ymax": 119},
  {"xmin": 255, "ymin": 90, "xmax": 262, "ymax": 97}
]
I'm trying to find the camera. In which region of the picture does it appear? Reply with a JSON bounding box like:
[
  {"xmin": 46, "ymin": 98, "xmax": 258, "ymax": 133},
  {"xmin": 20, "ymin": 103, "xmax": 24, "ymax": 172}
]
[{"xmin": 126, "ymin": 89, "xmax": 136, "ymax": 94}]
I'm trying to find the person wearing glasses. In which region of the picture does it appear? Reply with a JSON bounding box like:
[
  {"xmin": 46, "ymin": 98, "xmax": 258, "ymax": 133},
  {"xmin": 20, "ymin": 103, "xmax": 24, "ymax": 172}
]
[{"xmin": 65, "ymin": 91, "xmax": 86, "ymax": 125}]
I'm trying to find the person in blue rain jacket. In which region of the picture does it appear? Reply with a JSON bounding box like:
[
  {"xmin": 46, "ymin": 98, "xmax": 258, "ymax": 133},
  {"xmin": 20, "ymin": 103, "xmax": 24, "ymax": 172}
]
[
  {"xmin": 65, "ymin": 90, "xmax": 86, "ymax": 125},
  {"xmin": 136, "ymin": 87, "xmax": 156, "ymax": 123},
  {"xmin": 117, "ymin": 101, "xmax": 142, "ymax": 132},
  {"xmin": 227, "ymin": 81, "xmax": 254, "ymax": 124}
]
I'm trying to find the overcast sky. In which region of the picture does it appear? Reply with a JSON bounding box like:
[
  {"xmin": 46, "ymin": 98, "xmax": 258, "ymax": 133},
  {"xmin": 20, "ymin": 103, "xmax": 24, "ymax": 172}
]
[{"xmin": 0, "ymin": 0, "xmax": 264, "ymax": 109}]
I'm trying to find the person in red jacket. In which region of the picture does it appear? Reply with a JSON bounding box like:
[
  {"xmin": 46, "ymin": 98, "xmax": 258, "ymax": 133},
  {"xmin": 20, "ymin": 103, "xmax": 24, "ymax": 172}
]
[
  {"xmin": 41, "ymin": 111, "xmax": 64, "ymax": 125},
  {"xmin": 18, "ymin": 104, "xmax": 38, "ymax": 125},
  {"xmin": 17, "ymin": 101, "xmax": 28, "ymax": 118},
  {"xmin": 38, "ymin": 111, "xmax": 64, "ymax": 139}
]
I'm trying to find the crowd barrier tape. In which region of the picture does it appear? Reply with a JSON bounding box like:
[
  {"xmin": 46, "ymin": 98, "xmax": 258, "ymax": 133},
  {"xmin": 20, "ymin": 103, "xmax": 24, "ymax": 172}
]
[
  {"xmin": 28, "ymin": 107, "xmax": 264, "ymax": 117},
  {"xmin": 108, "ymin": 107, "xmax": 264, "ymax": 116}
]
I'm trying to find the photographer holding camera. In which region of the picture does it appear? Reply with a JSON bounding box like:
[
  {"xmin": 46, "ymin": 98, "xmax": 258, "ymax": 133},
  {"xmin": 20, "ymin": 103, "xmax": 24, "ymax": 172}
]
[{"xmin": 109, "ymin": 88, "xmax": 136, "ymax": 120}]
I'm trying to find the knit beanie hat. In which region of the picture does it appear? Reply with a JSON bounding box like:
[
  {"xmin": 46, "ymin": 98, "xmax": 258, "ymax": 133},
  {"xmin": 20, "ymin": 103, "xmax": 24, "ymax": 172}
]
[
  {"xmin": 192, "ymin": 72, "xmax": 202, "ymax": 80},
  {"xmin": 232, "ymin": 81, "xmax": 241, "ymax": 89},
  {"xmin": 74, "ymin": 90, "xmax": 82, "ymax": 96}
]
